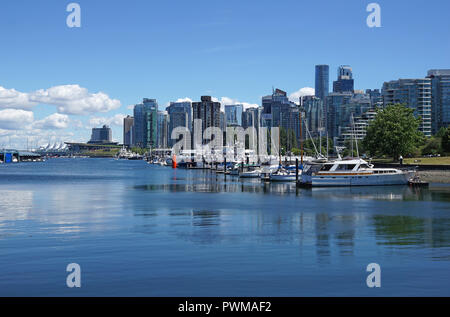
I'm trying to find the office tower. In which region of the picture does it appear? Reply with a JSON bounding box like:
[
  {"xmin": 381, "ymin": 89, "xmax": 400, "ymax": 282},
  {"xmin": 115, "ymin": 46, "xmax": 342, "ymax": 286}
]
[
  {"xmin": 315, "ymin": 65, "xmax": 330, "ymax": 101},
  {"xmin": 242, "ymin": 107, "xmax": 261, "ymax": 130},
  {"xmin": 333, "ymin": 65, "xmax": 354, "ymax": 93},
  {"xmin": 224, "ymin": 104, "xmax": 244, "ymax": 126},
  {"xmin": 301, "ymin": 95, "xmax": 324, "ymax": 137},
  {"xmin": 157, "ymin": 110, "xmax": 169, "ymax": 148},
  {"xmin": 166, "ymin": 101, "xmax": 192, "ymax": 146},
  {"xmin": 89, "ymin": 125, "xmax": 112, "ymax": 144},
  {"xmin": 382, "ymin": 78, "xmax": 432, "ymax": 137},
  {"xmin": 365, "ymin": 89, "xmax": 383, "ymax": 107},
  {"xmin": 427, "ymin": 69, "xmax": 450, "ymax": 134},
  {"xmin": 192, "ymin": 96, "xmax": 221, "ymax": 143},
  {"xmin": 133, "ymin": 98, "xmax": 158, "ymax": 148},
  {"xmin": 123, "ymin": 115, "xmax": 134, "ymax": 147},
  {"xmin": 261, "ymin": 88, "xmax": 301, "ymax": 143},
  {"xmin": 326, "ymin": 92, "xmax": 353, "ymax": 139},
  {"xmin": 220, "ymin": 111, "xmax": 226, "ymax": 132}
]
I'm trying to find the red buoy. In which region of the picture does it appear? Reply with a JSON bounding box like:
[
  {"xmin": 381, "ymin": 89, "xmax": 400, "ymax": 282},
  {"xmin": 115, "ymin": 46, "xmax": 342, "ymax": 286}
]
[{"xmin": 172, "ymin": 155, "xmax": 177, "ymax": 169}]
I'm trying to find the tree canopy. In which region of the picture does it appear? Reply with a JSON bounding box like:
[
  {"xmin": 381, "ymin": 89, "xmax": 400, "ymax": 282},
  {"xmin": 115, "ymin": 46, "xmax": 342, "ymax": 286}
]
[
  {"xmin": 441, "ymin": 127, "xmax": 450, "ymax": 153},
  {"xmin": 362, "ymin": 104, "xmax": 424, "ymax": 160}
]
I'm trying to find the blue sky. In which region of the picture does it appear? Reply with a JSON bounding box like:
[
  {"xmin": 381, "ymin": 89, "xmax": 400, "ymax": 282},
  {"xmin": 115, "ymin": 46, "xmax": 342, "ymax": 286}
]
[{"xmin": 0, "ymin": 0, "xmax": 449, "ymax": 147}]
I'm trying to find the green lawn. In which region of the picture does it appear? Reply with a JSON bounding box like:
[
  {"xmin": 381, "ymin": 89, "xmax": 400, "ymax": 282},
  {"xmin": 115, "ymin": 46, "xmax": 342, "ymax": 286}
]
[
  {"xmin": 372, "ymin": 156, "xmax": 450, "ymax": 165},
  {"xmin": 403, "ymin": 157, "xmax": 450, "ymax": 165}
]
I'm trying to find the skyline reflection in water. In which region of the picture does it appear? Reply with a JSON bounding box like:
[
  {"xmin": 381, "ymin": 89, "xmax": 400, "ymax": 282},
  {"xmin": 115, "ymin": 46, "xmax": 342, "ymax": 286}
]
[{"xmin": 0, "ymin": 158, "xmax": 449, "ymax": 296}]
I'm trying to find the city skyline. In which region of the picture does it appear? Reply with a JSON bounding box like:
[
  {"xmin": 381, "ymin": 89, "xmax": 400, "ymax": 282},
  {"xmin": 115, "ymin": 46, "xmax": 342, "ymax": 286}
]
[{"xmin": 1, "ymin": 0, "xmax": 449, "ymax": 148}]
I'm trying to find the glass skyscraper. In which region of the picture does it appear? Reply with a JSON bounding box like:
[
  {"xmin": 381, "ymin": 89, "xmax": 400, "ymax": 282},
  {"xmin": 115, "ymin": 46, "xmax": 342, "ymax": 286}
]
[
  {"xmin": 166, "ymin": 101, "xmax": 192, "ymax": 147},
  {"xmin": 315, "ymin": 65, "xmax": 329, "ymax": 101},
  {"xmin": 224, "ymin": 104, "xmax": 243, "ymax": 126},
  {"xmin": 133, "ymin": 98, "xmax": 158, "ymax": 148},
  {"xmin": 333, "ymin": 65, "xmax": 354, "ymax": 93},
  {"xmin": 427, "ymin": 69, "xmax": 450, "ymax": 134}
]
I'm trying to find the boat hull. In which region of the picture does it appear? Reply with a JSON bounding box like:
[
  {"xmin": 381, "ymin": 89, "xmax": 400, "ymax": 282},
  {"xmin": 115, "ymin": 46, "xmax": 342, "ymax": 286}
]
[
  {"xmin": 303, "ymin": 172, "xmax": 414, "ymax": 187},
  {"xmin": 269, "ymin": 174, "xmax": 297, "ymax": 182}
]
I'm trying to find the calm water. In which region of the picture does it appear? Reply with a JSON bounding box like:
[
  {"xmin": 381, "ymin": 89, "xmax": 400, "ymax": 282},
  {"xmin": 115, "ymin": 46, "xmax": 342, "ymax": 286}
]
[{"xmin": 0, "ymin": 158, "xmax": 449, "ymax": 296}]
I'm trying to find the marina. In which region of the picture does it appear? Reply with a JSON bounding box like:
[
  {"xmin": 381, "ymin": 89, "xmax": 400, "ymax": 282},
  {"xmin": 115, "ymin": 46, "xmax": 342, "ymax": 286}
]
[{"xmin": 0, "ymin": 158, "xmax": 449, "ymax": 296}]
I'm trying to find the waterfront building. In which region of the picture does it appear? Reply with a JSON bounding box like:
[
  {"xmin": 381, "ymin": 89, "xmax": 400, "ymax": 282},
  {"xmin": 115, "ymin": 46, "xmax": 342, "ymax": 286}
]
[
  {"xmin": 262, "ymin": 88, "xmax": 301, "ymax": 145},
  {"xmin": 225, "ymin": 104, "xmax": 243, "ymax": 126},
  {"xmin": 166, "ymin": 101, "xmax": 192, "ymax": 147},
  {"xmin": 133, "ymin": 98, "xmax": 158, "ymax": 148},
  {"xmin": 326, "ymin": 92, "xmax": 372, "ymax": 141},
  {"xmin": 427, "ymin": 69, "xmax": 450, "ymax": 134},
  {"xmin": 382, "ymin": 78, "xmax": 432, "ymax": 137},
  {"xmin": 339, "ymin": 108, "xmax": 378, "ymax": 142},
  {"xmin": 192, "ymin": 96, "xmax": 221, "ymax": 143},
  {"xmin": 301, "ymin": 95, "xmax": 324, "ymax": 137},
  {"xmin": 123, "ymin": 116, "xmax": 134, "ymax": 147},
  {"xmin": 157, "ymin": 110, "xmax": 169, "ymax": 149},
  {"xmin": 333, "ymin": 65, "xmax": 354, "ymax": 93},
  {"xmin": 365, "ymin": 89, "xmax": 383, "ymax": 108},
  {"xmin": 89, "ymin": 125, "xmax": 112, "ymax": 144},
  {"xmin": 315, "ymin": 65, "xmax": 330, "ymax": 102},
  {"xmin": 242, "ymin": 107, "xmax": 261, "ymax": 130}
]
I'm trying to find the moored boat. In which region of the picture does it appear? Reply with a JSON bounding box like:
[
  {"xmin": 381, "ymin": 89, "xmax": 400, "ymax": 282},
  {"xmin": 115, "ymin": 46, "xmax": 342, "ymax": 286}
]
[{"xmin": 300, "ymin": 158, "xmax": 414, "ymax": 187}]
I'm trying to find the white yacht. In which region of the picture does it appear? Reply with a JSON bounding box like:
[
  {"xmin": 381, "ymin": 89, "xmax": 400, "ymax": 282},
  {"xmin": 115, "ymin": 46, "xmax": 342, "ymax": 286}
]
[{"xmin": 300, "ymin": 158, "xmax": 414, "ymax": 187}]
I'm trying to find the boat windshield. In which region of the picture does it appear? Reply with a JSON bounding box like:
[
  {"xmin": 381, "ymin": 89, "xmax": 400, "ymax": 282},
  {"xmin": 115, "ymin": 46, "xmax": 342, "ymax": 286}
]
[
  {"xmin": 336, "ymin": 164, "xmax": 356, "ymax": 171},
  {"xmin": 320, "ymin": 164, "xmax": 333, "ymax": 171}
]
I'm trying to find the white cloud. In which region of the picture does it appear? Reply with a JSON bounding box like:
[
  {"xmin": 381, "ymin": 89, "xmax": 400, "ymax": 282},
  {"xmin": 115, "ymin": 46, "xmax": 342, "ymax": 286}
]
[
  {"xmin": 88, "ymin": 113, "xmax": 126, "ymax": 128},
  {"xmin": 211, "ymin": 96, "xmax": 259, "ymax": 111},
  {"xmin": 289, "ymin": 87, "xmax": 315, "ymax": 104},
  {"xmin": 0, "ymin": 87, "xmax": 36, "ymax": 109},
  {"xmin": 174, "ymin": 97, "xmax": 193, "ymax": 103},
  {"xmin": 0, "ymin": 84, "xmax": 121, "ymax": 115},
  {"xmin": 30, "ymin": 85, "xmax": 121, "ymax": 115},
  {"xmin": 0, "ymin": 109, "xmax": 34, "ymax": 130},
  {"xmin": 33, "ymin": 113, "xmax": 69, "ymax": 130}
]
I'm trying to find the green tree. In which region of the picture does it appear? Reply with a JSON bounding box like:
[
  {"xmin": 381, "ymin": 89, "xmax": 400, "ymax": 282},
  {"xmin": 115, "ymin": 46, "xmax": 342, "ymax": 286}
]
[
  {"xmin": 421, "ymin": 137, "xmax": 441, "ymax": 155},
  {"xmin": 442, "ymin": 127, "xmax": 450, "ymax": 153},
  {"xmin": 436, "ymin": 127, "xmax": 447, "ymax": 138},
  {"xmin": 362, "ymin": 104, "xmax": 424, "ymax": 160}
]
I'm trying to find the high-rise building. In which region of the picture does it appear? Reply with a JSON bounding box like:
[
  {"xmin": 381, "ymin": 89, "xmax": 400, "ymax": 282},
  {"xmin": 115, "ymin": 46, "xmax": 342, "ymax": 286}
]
[
  {"xmin": 301, "ymin": 95, "xmax": 324, "ymax": 137},
  {"xmin": 224, "ymin": 104, "xmax": 243, "ymax": 126},
  {"xmin": 192, "ymin": 96, "xmax": 221, "ymax": 143},
  {"xmin": 365, "ymin": 89, "xmax": 383, "ymax": 107},
  {"xmin": 326, "ymin": 92, "xmax": 353, "ymax": 139},
  {"xmin": 315, "ymin": 65, "xmax": 329, "ymax": 101},
  {"xmin": 242, "ymin": 107, "xmax": 261, "ymax": 130},
  {"xmin": 123, "ymin": 115, "xmax": 134, "ymax": 147},
  {"xmin": 382, "ymin": 78, "xmax": 432, "ymax": 137},
  {"xmin": 166, "ymin": 101, "xmax": 192, "ymax": 147},
  {"xmin": 133, "ymin": 98, "xmax": 158, "ymax": 148},
  {"xmin": 262, "ymin": 88, "xmax": 301, "ymax": 144},
  {"xmin": 333, "ymin": 65, "xmax": 354, "ymax": 93},
  {"xmin": 89, "ymin": 125, "xmax": 112, "ymax": 144},
  {"xmin": 157, "ymin": 111, "xmax": 169, "ymax": 148},
  {"xmin": 427, "ymin": 69, "xmax": 450, "ymax": 134}
]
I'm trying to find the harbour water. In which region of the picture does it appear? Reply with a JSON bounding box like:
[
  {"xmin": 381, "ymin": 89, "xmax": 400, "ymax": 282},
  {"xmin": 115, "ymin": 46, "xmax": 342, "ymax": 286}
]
[{"xmin": 0, "ymin": 158, "xmax": 449, "ymax": 296}]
